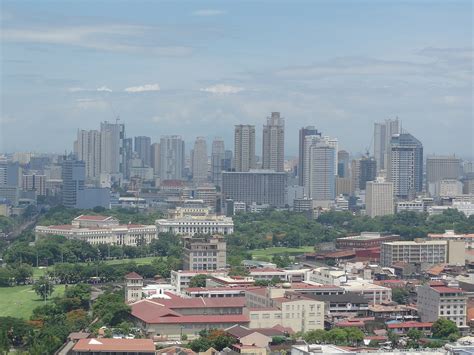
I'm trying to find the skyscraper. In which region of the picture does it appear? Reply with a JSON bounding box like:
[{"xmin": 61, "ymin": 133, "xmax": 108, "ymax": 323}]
[
  {"xmin": 61, "ymin": 157, "xmax": 85, "ymax": 208},
  {"xmin": 303, "ymin": 135, "xmax": 321, "ymax": 191},
  {"xmin": 366, "ymin": 178, "xmax": 394, "ymax": 217},
  {"xmin": 134, "ymin": 136, "xmax": 151, "ymax": 167},
  {"xmin": 150, "ymin": 142, "xmax": 161, "ymax": 176},
  {"xmin": 321, "ymin": 136, "xmax": 338, "ymax": 176},
  {"xmin": 160, "ymin": 135, "xmax": 185, "ymax": 180},
  {"xmin": 192, "ymin": 137, "xmax": 208, "ymax": 184},
  {"xmin": 262, "ymin": 112, "xmax": 285, "ymax": 172},
  {"xmin": 298, "ymin": 126, "xmax": 321, "ymax": 185},
  {"xmin": 307, "ymin": 143, "xmax": 336, "ymax": 201},
  {"xmin": 76, "ymin": 129, "xmax": 101, "ymax": 180},
  {"xmin": 223, "ymin": 150, "xmax": 233, "ymax": 172},
  {"xmin": 374, "ymin": 118, "xmax": 400, "ymax": 172},
  {"xmin": 100, "ymin": 121, "xmax": 125, "ymax": 175},
  {"xmin": 388, "ymin": 132, "xmax": 423, "ymax": 199},
  {"xmin": 211, "ymin": 137, "xmax": 225, "ymax": 187},
  {"xmin": 234, "ymin": 125, "xmax": 256, "ymax": 172},
  {"xmin": 337, "ymin": 150, "xmax": 350, "ymax": 178},
  {"xmin": 358, "ymin": 156, "xmax": 377, "ymax": 190},
  {"xmin": 123, "ymin": 138, "xmax": 133, "ymax": 179}
]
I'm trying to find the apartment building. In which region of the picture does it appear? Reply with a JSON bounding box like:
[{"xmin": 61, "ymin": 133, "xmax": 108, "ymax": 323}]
[{"xmin": 417, "ymin": 282, "xmax": 467, "ymax": 329}]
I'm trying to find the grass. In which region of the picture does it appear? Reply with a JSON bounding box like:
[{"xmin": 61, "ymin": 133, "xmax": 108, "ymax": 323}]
[
  {"xmin": 32, "ymin": 256, "xmax": 157, "ymax": 278},
  {"xmin": 0, "ymin": 284, "xmax": 66, "ymax": 319},
  {"xmin": 250, "ymin": 246, "xmax": 315, "ymax": 260}
]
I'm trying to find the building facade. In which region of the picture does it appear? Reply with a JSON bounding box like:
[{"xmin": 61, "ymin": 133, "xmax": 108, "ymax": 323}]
[
  {"xmin": 192, "ymin": 137, "xmax": 208, "ymax": 184},
  {"xmin": 211, "ymin": 137, "xmax": 225, "ymax": 187},
  {"xmin": 134, "ymin": 136, "xmax": 151, "ymax": 167},
  {"xmin": 374, "ymin": 118, "xmax": 399, "ymax": 173},
  {"xmin": 234, "ymin": 125, "xmax": 256, "ymax": 172},
  {"xmin": 182, "ymin": 235, "xmax": 226, "ymax": 271},
  {"xmin": 262, "ymin": 112, "xmax": 285, "ymax": 172},
  {"xmin": 365, "ymin": 178, "xmax": 394, "ymax": 217},
  {"xmin": 160, "ymin": 135, "xmax": 185, "ymax": 180},
  {"xmin": 298, "ymin": 126, "xmax": 321, "ymax": 185}
]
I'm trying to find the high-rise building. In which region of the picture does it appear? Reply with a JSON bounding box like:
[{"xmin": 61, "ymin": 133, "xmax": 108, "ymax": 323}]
[
  {"xmin": 358, "ymin": 156, "xmax": 377, "ymax": 190},
  {"xmin": 387, "ymin": 132, "xmax": 423, "ymax": 199},
  {"xmin": 123, "ymin": 137, "xmax": 133, "ymax": 180},
  {"xmin": 320, "ymin": 136, "xmax": 338, "ymax": 176},
  {"xmin": 262, "ymin": 112, "xmax": 285, "ymax": 172},
  {"xmin": 22, "ymin": 174, "xmax": 46, "ymax": 196},
  {"xmin": 307, "ymin": 143, "xmax": 336, "ymax": 201},
  {"xmin": 366, "ymin": 178, "xmax": 394, "ymax": 218},
  {"xmin": 222, "ymin": 170, "xmax": 287, "ymax": 207},
  {"xmin": 134, "ymin": 136, "xmax": 151, "ymax": 167},
  {"xmin": 337, "ymin": 150, "xmax": 350, "ymax": 178},
  {"xmin": 160, "ymin": 135, "xmax": 185, "ymax": 180},
  {"xmin": 150, "ymin": 143, "xmax": 160, "ymax": 176},
  {"xmin": 211, "ymin": 137, "xmax": 225, "ymax": 187},
  {"xmin": 374, "ymin": 118, "xmax": 400, "ymax": 172},
  {"xmin": 303, "ymin": 135, "xmax": 321, "ymax": 191},
  {"xmin": 76, "ymin": 130, "xmax": 101, "ymax": 180},
  {"xmin": 192, "ymin": 137, "xmax": 208, "ymax": 184},
  {"xmin": 100, "ymin": 121, "xmax": 125, "ymax": 175},
  {"xmin": 426, "ymin": 155, "xmax": 462, "ymax": 184},
  {"xmin": 298, "ymin": 126, "xmax": 321, "ymax": 186},
  {"xmin": 223, "ymin": 150, "xmax": 233, "ymax": 171},
  {"xmin": 61, "ymin": 157, "xmax": 85, "ymax": 208},
  {"xmin": 234, "ymin": 125, "xmax": 256, "ymax": 172}
]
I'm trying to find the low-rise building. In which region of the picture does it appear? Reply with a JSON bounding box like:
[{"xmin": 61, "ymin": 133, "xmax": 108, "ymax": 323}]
[
  {"xmin": 156, "ymin": 215, "xmax": 234, "ymax": 236},
  {"xmin": 336, "ymin": 232, "xmax": 399, "ymax": 249},
  {"xmin": 170, "ymin": 270, "xmax": 227, "ymax": 293},
  {"xmin": 307, "ymin": 267, "xmax": 347, "ymax": 286},
  {"xmin": 182, "ymin": 235, "xmax": 226, "ymax": 271},
  {"xmin": 417, "ymin": 282, "xmax": 467, "ymax": 329},
  {"xmin": 428, "ymin": 229, "xmax": 474, "ymax": 249},
  {"xmin": 339, "ymin": 279, "xmax": 392, "ymax": 305},
  {"xmin": 387, "ymin": 321, "xmax": 433, "ymax": 335},
  {"xmin": 71, "ymin": 338, "xmax": 155, "ymax": 355},
  {"xmin": 35, "ymin": 215, "xmax": 157, "ymax": 246},
  {"xmin": 380, "ymin": 239, "xmax": 465, "ymax": 267}
]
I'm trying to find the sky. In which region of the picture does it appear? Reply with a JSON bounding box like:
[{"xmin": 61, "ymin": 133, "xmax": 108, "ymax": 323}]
[{"xmin": 1, "ymin": 0, "xmax": 473, "ymax": 159}]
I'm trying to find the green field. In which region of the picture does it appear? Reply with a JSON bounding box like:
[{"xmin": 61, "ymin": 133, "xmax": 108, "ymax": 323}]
[
  {"xmin": 0, "ymin": 285, "xmax": 66, "ymax": 319},
  {"xmin": 250, "ymin": 246, "xmax": 314, "ymax": 259},
  {"xmin": 33, "ymin": 256, "xmax": 157, "ymax": 278}
]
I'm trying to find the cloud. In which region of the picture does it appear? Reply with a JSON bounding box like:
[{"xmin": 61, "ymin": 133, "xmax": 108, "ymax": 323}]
[
  {"xmin": 1, "ymin": 24, "xmax": 193, "ymax": 56},
  {"xmin": 192, "ymin": 9, "xmax": 226, "ymax": 16},
  {"xmin": 124, "ymin": 83, "xmax": 160, "ymax": 93},
  {"xmin": 200, "ymin": 84, "xmax": 244, "ymax": 94},
  {"xmin": 96, "ymin": 86, "xmax": 112, "ymax": 92},
  {"xmin": 68, "ymin": 86, "xmax": 112, "ymax": 92}
]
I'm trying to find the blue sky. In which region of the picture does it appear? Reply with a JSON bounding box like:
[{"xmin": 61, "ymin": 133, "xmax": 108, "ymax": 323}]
[{"xmin": 1, "ymin": 0, "xmax": 473, "ymax": 158}]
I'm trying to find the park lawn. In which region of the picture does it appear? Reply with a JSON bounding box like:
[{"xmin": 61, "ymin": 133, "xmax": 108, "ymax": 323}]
[
  {"xmin": 250, "ymin": 246, "xmax": 314, "ymax": 260},
  {"xmin": 0, "ymin": 284, "xmax": 66, "ymax": 319}
]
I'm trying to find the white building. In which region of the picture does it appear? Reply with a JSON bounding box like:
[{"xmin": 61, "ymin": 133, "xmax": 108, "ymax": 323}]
[
  {"xmin": 396, "ymin": 200, "xmax": 424, "ymax": 213},
  {"xmin": 156, "ymin": 215, "xmax": 234, "ymax": 236},
  {"xmin": 35, "ymin": 215, "xmax": 157, "ymax": 246},
  {"xmin": 340, "ymin": 279, "xmax": 392, "ymax": 304},
  {"xmin": 417, "ymin": 282, "xmax": 467, "ymax": 329},
  {"xmin": 308, "ymin": 267, "xmax": 347, "ymax": 286},
  {"xmin": 365, "ymin": 178, "xmax": 394, "ymax": 217},
  {"xmin": 192, "ymin": 137, "xmax": 208, "ymax": 184}
]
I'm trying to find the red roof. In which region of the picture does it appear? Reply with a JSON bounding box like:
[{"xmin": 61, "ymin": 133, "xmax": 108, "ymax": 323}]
[
  {"xmin": 125, "ymin": 272, "xmax": 143, "ymax": 280},
  {"xmin": 388, "ymin": 322, "xmax": 433, "ymax": 329},
  {"xmin": 431, "ymin": 286, "xmax": 464, "ymax": 294},
  {"xmin": 73, "ymin": 338, "xmax": 155, "ymax": 352},
  {"xmin": 74, "ymin": 215, "xmax": 111, "ymax": 221},
  {"xmin": 149, "ymin": 296, "xmax": 245, "ymax": 309}
]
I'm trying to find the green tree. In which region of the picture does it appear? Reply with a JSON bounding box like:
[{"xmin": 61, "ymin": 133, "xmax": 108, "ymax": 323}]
[
  {"xmin": 387, "ymin": 330, "xmax": 399, "ymax": 348},
  {"xmin": 93, "ymin": 293, "xmax": 131, "ymax": 326},
  {"xmin": 33, "ymin": 276, "xmax": 55, "ymax": 300},
  {"xmin": 325, "ymin": 328, "xmax": 347, "ymax": 345},
  {"xmin": 303, "ymin": 329, "xmax": 326, "ymax": 344},
  {"xmin": 392, "ymin": 288, "xmax": 409, "ymax": 304},
  {"xmin": 189, "ymin": 274, "xmax": 208, "ymax": 288},
  {"xmin": 0, "ymin": 329, "xmax": 9, "ymax": 355},
  {"xmin": 344, "ymin": 328, "xmax": 364, "ymax": 345},
  {"xmin": 431, "ymin": 318, "xmax": 459, "ymax": 339}
]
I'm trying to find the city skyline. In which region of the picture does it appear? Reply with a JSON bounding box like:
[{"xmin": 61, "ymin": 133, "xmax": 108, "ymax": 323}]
[{"xmin": 1, "ymin": 1, "xmax": 472, "ymax": 158}]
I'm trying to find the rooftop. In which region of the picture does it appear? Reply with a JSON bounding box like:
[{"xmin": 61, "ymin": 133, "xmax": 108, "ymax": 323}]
[
  {"xmin": 387, "ymin": 321, "xmax": 433, "ymax": 329},
  {"xmin": 74, "ymin": 215, "xmax": 114, "ymax": 221},
  {"xmin": 73, "ymin": 338, "xmax": 155, "ymax": 352}
]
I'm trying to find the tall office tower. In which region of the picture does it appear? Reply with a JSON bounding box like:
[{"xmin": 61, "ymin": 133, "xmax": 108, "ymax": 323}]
[
  {"xmin": 123, "ymin": 138, "xmax": 133, "ymax": 179},
  {"xmin": 337, "ymin": 150, "xmax": 350, "ymax": 178},
  {"xmin": 262, "ymin": 112, "xmax": 285, "ymax": 172},
  {"xmin": 426, "ymin": 155, "xmax": 462, "ymax": 184},
  {"xmin": 351, "ymin": 159, "xmax": 360, "ymax": 193},
  {"xmin": 61, "ymin": 157, "xmax": 86, "ymax": 208},
  {"xmin": 321, "ymin": 136, "xmax": 338, "ymax": 175},
  {"xmin": 366, "ymin": 178, "xmax": 394, "ymax": 217},
  {"xmin": 134, "ymin": 136, "xmax": 151, "ymax": 167},
  {"xmin": 307, "ymin": 143, "xmax": 336, "ymax": 201},
  {"xmin": 387, "ymin": 132, "xmax": 423, "ymax": 199},
  {"xmin": 160, "ymin": 135, "xmax": 185, "ymax": 180},
  {"xmin": 150, "ymin": 143, "xmax": 161, "ymax": 176},
  {"xmin": 22, "ymin": 174, "xmax": 46, "ymax": 196},
  {"xmin": 223, "ymin": 150, "xmax": 233, "ymax": 171},
  {"xmin": 234, "ymin": 125, "xmax": 256, "ymax": 172},
  {"xmin": 211, "ymin": 137, "xmax": 225, "ymax": 187},
  {"xmin": 374, "ymin": 118, "xmax": 400, "ymax": 172},
  {"xmin": 100, "ymin": 121, "xmax": 125, "ymax": 175},
  {"xmin": 76, "ymin": 129, "xmax": 101, "ymax": 180},
  {"xmin": 192, "ymin": 137, "xmax": 208, "ymax": 184},
  {"xmin": 303, "ymin": 135, "xmax": 321, "ymax": 192},
  {"xmin": 0, "ymin": 161, "xmax": 21, "ymax": 187},
  {"xmin": 358, "ymin": 156, "xmax": 377, "ymax": 190},
  {"xmin": 298, "ymin": 126, "xmax": 321, "ymax": 185}
]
